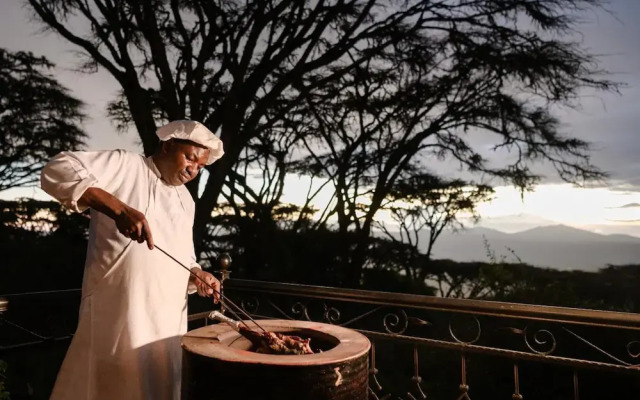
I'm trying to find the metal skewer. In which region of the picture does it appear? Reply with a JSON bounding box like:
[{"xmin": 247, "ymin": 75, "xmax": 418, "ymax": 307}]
[{"xmin": 154, "ymin": 244, "xmax": 268, "ymax": 333}]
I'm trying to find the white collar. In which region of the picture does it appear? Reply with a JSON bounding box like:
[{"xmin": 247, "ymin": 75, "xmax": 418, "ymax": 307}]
[
  {"xmin": 145, "ymin": 156, "xmax": 189, "ymax": 212},
  {"xmin": 146, "ymin": 155, "xmax": 162, "ymax": 179}
]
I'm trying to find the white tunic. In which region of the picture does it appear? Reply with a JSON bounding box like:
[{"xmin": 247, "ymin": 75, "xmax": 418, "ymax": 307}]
[{"xmin": 41, "ymin": 150, "xmax": 200, "ymax": 400}]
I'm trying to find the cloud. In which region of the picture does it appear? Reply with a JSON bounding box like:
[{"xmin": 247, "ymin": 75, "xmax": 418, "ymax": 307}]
[{"xmin": 608, "ymin": 203, "xmax": 640, "ymax": 209}]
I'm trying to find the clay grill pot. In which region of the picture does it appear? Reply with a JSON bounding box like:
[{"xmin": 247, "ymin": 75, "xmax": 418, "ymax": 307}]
[{"xmin": 181, "ymin": 319, "xmax": 371, "ymax": 400}]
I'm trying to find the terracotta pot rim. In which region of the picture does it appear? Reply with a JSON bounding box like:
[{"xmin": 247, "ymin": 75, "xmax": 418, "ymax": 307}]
[{"xmin": 182, "ymin": 319, "xmax": 371, "ymax": 366}]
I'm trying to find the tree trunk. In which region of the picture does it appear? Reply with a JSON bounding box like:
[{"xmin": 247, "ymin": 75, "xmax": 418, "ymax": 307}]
[
  {"xmin": 345, "ymin": 234, "xmax": 370, "ymax": 288},
  {"xmin": 122, "ymin": 83, "xmax": 159, "ymax": 156},
  {"xmin": 192, "ymin": 124, "xmax": 244, "ymax": 253}
]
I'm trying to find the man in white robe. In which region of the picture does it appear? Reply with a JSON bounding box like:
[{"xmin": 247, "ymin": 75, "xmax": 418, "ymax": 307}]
[{"xmin": 40, "ymin": 120, "xmax": 224, "ymax": 400}]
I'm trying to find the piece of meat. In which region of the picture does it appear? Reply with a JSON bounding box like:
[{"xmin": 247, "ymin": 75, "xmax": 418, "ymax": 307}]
[{"xmin": 239, "ymin": 327, "xmax": 314, "ymax": 355}]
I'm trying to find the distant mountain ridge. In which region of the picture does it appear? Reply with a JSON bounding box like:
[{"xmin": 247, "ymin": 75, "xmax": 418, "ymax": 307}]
[
  {"xmin": 426, "ymin": 224, "xmax": 640, "ymax": 271},
  {"xmin": 506, "ymin": 225, "xmax": 640, "ymax": 243}
]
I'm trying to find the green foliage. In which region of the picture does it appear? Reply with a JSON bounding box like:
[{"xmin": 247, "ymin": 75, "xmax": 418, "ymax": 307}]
[
  {"xmin": 0, "ymin": 48, "xmax": 86, "ymax": 191},
  {"xmin": 207, "ymin": 208, "xmax": 359, "ymax": 287},
  {"xmin": 0, "ymin": 199, "xmax": 88, "ymax": 293},
  {"xmin": 0, "ymin": 360, "xmax": 10, "ymax": 400}
]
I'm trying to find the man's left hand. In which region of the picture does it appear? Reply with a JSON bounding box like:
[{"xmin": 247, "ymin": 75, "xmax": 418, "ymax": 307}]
[{"xmin": 190, "ymin": 268, "xmax": 220, "ymax": 303}]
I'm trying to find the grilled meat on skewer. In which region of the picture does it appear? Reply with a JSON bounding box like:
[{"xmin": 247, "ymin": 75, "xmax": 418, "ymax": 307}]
[
  {"xmin": 238, "ymin": 326, "xmax": 314, "ymax": 355},
  {"xmin": 209, "ymin": 311, "xmax": 314, "ymax": 355}
]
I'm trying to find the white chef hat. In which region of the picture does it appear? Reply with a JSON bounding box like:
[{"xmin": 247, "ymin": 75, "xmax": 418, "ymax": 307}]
[{"xmin": 156, "ymin": 120, "xmax": 224, "ymax": 165}]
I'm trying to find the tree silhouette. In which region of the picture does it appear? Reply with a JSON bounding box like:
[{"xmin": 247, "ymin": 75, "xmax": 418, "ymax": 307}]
[
  {"xmin": 0, "ymin": 199, "xmax": 88, "ymax": 293},
  {"xmin": 0, "ymin": 48, "xmax": 86, "ymax": 192},
  {"xmin": 285, "ymin": 0, "xmax": 616, "ymax": 283},
  {"xmin": 375, "ymin": 176, "xmax": 493, "ymax": 282},
  {"xmin": 25, "ymin": 0, "xmax": 617, "ymax": 285}
]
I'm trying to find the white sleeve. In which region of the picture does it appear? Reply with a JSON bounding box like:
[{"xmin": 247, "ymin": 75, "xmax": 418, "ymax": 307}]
[{"xmin": 40, "ymin": 150, "xmax": 127, "ymax": 213}]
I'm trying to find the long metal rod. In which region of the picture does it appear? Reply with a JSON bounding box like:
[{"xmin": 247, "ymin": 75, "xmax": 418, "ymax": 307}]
[
  {"xmin": 154, "ymin": 245, "xmax": 267, "ymax": 333},
  {"xmin": 155, "ymin": 245, "xmax": 263, "ymax": 332}
]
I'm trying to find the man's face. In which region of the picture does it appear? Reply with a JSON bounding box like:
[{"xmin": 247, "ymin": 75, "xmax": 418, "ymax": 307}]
[{"xmin": 157, "ymin": 140, "xmax": 210, "ymax": 186}]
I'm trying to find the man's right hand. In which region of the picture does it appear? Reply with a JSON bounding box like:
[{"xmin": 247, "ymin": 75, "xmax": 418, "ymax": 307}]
[
  {"xmin": 115, "ymin": 206, "xmax": 154, "ymax": 249},
  {"xmin": 80, "ymin": 187, "xmax": 154, "ymax": 249}
]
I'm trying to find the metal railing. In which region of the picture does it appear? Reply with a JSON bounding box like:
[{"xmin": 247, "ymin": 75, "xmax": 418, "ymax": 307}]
[
  {"xmin": 190, "ymin": 278, "xmax": 640, "ymax": 400},
  {"xmin": 3, "ymin": 260, "xmax": 640, "ymax": 399},
  {"xmin": 0, "ymin": 289, "xmax": 80, "ymax": 351}
]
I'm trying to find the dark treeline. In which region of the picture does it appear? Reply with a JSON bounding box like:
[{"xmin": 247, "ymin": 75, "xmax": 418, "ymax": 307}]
[{"xmin": 3, "ymin": 197, "xmax": 640, "ymax": 310}]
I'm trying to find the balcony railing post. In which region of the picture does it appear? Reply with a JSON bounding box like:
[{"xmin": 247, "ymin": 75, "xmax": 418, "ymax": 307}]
[
  {"xmin": 215, "ymin": 253, "xmax": 232, "ymax": 315},
  {"xmin": 409, "ymin": 345, "xmax": 427, "ymax": 399},
  {"xmin": 513, "ymin": 364, "xmax": 522, "ymax": 400},
  {"xmin": 457, "ymin": 354, "xmax": 470, "ymax": 400}
]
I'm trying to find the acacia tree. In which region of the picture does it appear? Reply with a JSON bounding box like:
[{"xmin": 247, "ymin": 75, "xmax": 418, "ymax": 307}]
[
  {"xmin": 26, "ymin": 0, "xmax": 443, "ymax": 247},
  {"xmin": 282, "ymin": 0, "xmax": 616, "ymax": 285},
  {"xmin": 375, "ymin": 176, "xmax": 493, "ymax": 279},
  {"xmin": 0, "ymin": 48, "xmax": 86, "ymax": 191},
  {"xmin": 25, "ymin": 0, "xmax": 617, "ymax": 285}
]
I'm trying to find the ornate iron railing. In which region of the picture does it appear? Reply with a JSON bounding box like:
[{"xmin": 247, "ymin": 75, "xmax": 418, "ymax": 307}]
[
  {"xmin": 3, "ymin": 275, "xmax": 640, "ymax": 399},
  {"xmin": 0, "ymin": 290, "xmax": 79, "ymax": 352},
  {"xmin": 190, "ymin": 279, "xmax": 640, "ymax": 400}
]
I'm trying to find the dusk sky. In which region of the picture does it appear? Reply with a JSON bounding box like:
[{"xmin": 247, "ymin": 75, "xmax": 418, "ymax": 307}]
[{"xmin": 1, "ymin": 0, "xmax": 639, "ymax": 236}]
